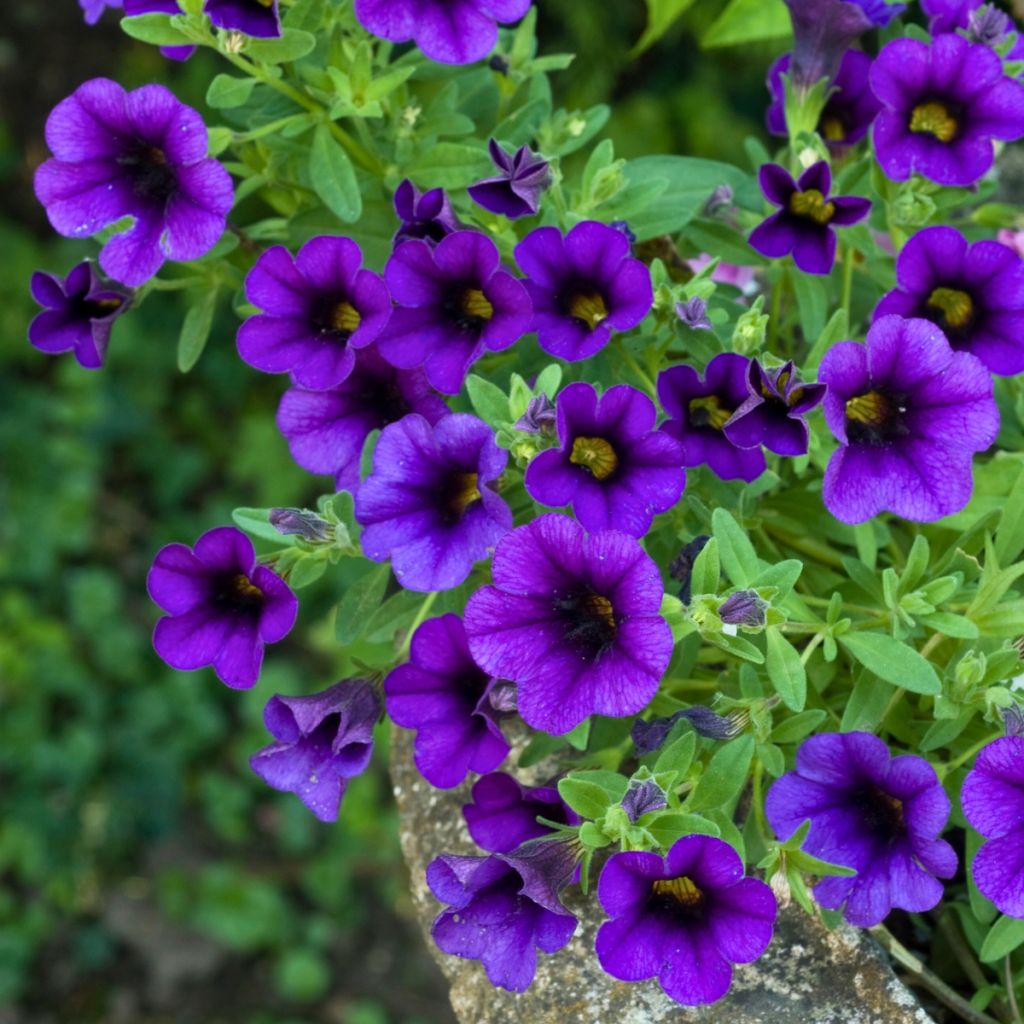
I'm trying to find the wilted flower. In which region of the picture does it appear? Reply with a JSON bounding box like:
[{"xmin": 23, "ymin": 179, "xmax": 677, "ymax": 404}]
[
  {"xmin": 515, "ymin": 393, "xmax": 557, "ymax": 433},
  {"xmin": 268, "ymin": 508, "xmax": 332, "ymax": 542},
  {"xmin": 719, "ymin": 590, "xmax": 768, "ymax": 628},
  {"xmin": 676, "ymin": 297, "xmax": 713, "ymax": 331}
]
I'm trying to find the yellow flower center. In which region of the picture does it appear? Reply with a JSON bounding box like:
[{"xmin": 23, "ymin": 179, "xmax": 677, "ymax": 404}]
[
  {"xmin": 570, "ymin": 436, "xmax": 619, "ymax": 480},
  {"xmin": 461, "ymin": 288, "xmax": 494, "ymax": 322},
  {"xmin": 229, "ymin": 574, "xmax": 265, "ymax": 604},
  {"xmin": 926, "ymin": 287, "xmax": 974, "ymax": 330},
  {"xmin": 789, "ymin": 189, "xmax": 835, "ymax": 225},
  {"xmin": 582, "ymin": 592, "xmax": 616, "ymax": 633},
  {"xmin": 325, "ymin": 300, "xmax": 362, "ymax": 335},
  {"xmin": 845, "ymin": 390, "xmax": 890, "ymax": 428},
  {"xmin": 569, "ymin": 291, "xmax": 608, "ymax": 331},
  {"xmin": 91, "ymin": 297, "xmax": 124, "ymax": 314},
  {"xmin": 821, "ymin": 116, "xmax": 846, "ymax": 142},
  {"xmin": 652, "ymin": 876, "xmax": 704, "ymax": 909},
  {"xmin": 688, "ymin": 395, "xmax": 732, "ymax": 431},
  {"xmin": 445, "ymin": 472, "xmax": 482, "ymax": 519},
  {"xmin": 910, "ymin": 101, "xmax": 958, "ymax": 143}
]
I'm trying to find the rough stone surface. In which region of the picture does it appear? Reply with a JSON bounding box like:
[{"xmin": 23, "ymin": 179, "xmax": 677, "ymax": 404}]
[{"xmin": 390, "ymin": 725, "xmax": 937, "ymax": 1024}]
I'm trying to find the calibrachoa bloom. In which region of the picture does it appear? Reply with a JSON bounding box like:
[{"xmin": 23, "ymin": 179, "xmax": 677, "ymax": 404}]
[
  {"xmin": 595, "ymin": 835, "xmax": 777, "ymax": 1006},
  {"xmin": 147, "ymin": 526, "xmax": 298, "ymax": 689},
  {"xmin": 377, "ymin": 230, "xmax": 532, "ymax": 395},
  {"xmin": 237, "ymin": 236, "xmax": 391, "ymax": 390},
  {"xmin": 514, "ymin": 221, "xmax": 653, "ymax": 362},
  {"xmin": 123, "ymin": 0, "xmax": 196, "ymax": 60},
  {"xmin": 468, "ymin": 139, "xmax": 551, "ymax": 219},
  {"xmin": 34, "ymin": 79, "xmax": 233, "ymax": 287},
  {"xmin": 355, "ymin": 413, "xmax": 511, "ymax": 592},
  {"xmin": 961, "ymin": 736, "xmax": 1024, "ymax": 917},
  {"xmin": 249, "ymin": 678, "xmax": 380, "ymax": 821},
  {"xmin": 524, "ymin": 382, "xmax": 685, "ymax": 538},
  {"xmin": 818, "ymin": 315, "xmax": 999, "ymax": 523},
  {"xmin": 921, "ymin": 0, "xmax": 979, "ymax": 32},
  {"xmin": 766, "ymin": 50, "xmax": 881, "ymax": 149},
  {"xmin": 29, "ymin": 261, "xmax": 129, "ymax": 369},
  {"xmin": 205, "ymin": 0, "xmax": 281, "ymax": 37},
  {"xmin": 427, "ymin": 839, "xmax": 578, "ymax": 991},
  {"xmin": 384, "ymin": 614, "xmax": 510, "ymax": 789},
  {"xmin": 675, "ymin": 297, "xmax": 713, "ymax": 331},
  {"xmin": 870, "ymin": 34, "xmax": 1024, "ymax": 187},
  {"xmin": 874, "ymin": 225, "xmax": 1024, "ymax": 376},
  {"xmin": 353, "ymin": 0, "xmax": 532, "ymax": 65},
  {"xmin": 393, "ymin": 179, "xmax": 462, "ymax": 246},
  {"xmin": 275, "ymin": 345, "xmax": 448, "ymax": 492},
  {"xmin": 658, "ymin": 355, "xmax": 767, "ymax": 483},
  {"xmin": 766, "ymin": 731, "xmax": 957, "ymax": 926},
  {"xmin": 464, "ymin": 514, "xmax": 673, "ymax": 734},
  {"xmin": 463, "ymin": 772, "xmax": 578, "ymax": 853},
  {"xmin": 724, "ymin": 359, "xmax": 826, "ymax": 458},
  {"xmin": 80, "ymin": 0, "xmax": 121, "ymax": 24},
  {"xmin": 749, "ymin": 162, "xmax": 870, "ymax": 275}
]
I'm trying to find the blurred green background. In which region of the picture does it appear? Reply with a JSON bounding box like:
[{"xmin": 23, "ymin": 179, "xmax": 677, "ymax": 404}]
[{"xmin": 0, "ymin": 3, "xmax": 784, "ymax": 1021}]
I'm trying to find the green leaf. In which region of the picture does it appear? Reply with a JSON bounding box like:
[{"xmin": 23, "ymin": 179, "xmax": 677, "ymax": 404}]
[
  {"xmin": 408, "ymin": 143, "xmax": 492, "ymax": 189},
  {"xmin": 309, "ymin": 124, "xmax": 362, "ymax": 223},
  {"xmin": 335, "ymin": 564, "xmax": 390, "ymax": 645},
  {"xmin": 689, "ymin": 537, "xmax": 720, "ymax": 598},
  {"xmin": 206, "ymin": 74, "xmax": 258, "ymax": 109},
  {"xmin": 632, "ymin": 0, "xmax": 697, "ymax": 55},
  {"xmin": 771, "ymin": 709, "xmax": 826, "ymax": 744},
  {"xmin": 232, "ymin": 507, "xmax": 296, "ymax": 545},
  {"xmin": 996, "ymin": 464, "xmax": 1024, "ymax": 566},
  {"xmin": 653, "ymin": 730, "xmax": 696, "ymax": 778},
  {"xmin": 283, "ymin": 0, "xmax": 325, "ymax": 31},
  {"xmin": 841, "ymin": 669, "xmax": 893, "ymax": 732},
  {"xmin": 177, "ymin": 287, "xmax": 218, "ymax": 372},
  {"xmin": 840, "ymin": 632, "xmax": 941, "ymax": 695},
  {"xmin": 465, "ymin": 375, "xmax": 510, "ymax": 425},
  {"xmin": 804, "ymin": 308, "xmax": 849, "ymax": 373},
  {"xmin": 765, "ymin": 629, "xmax": 807, "ymax": 711},
  {"xmin": 565, "ymin": 718, "xmax": 591, "ymax": 751},
  {"xmin": 789, "ymin": 270, "xmax": 828, "ymax": 346},
  {"xmin": 643, "ymin": 812, "xmax": 719, "ymax": 847},
  {"xmin": 572, "ymin": 770, "xmax": 630, "ymax": 801},
  {"xmin": 287, "ymin": 555, "xmax": 326, "ymax": 590},
  {"xmin": 558, "ymin": 777, "xmax": 614, "ymax": 820},
  {"xmin": 712, "ymin": 508, "xmax": 759, "ymax": 587},
  {"xmin": 120, "ymin": 13, "xmax": 192, "ymax": 45},
  {"xmin": 702, "ymin": 0, "xmax": 790, "ymax": 48},
  {"xmin": 246, "ymin": 28, "xmax": 317, "ymax": 64},
  {"xmin": 579, "ymin": 822, "xmax": 612, "ymax": 848},
  {"xmin": 752, "ymin": 560, "xmax": 802, "ymax": 600},
  {"xmin": 980, "ymin": 915, "xmax": 1024, "ymax": 963},
  {"xmin": 916, "ymin": 612, "xmax": 979, "ymax": 639},
  {"xmin": 688, "ymin": 735, "xmax": 755, "ymax": 812}
]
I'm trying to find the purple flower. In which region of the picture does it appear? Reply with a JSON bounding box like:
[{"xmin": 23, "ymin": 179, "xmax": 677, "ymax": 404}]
[
  {"xmin": 385, "ymin": 614, "xmax": 510, "ymax": 789},
  {"xmin": 724, "ymin": 359, "xmax": 826, "ymax": 458},
  {"xmin": 427, "ymin": 841, "xmax": 578, "ymax": 992},
  {"xmin": 464, "ymin": 514, "xmax": 673, "ymax": 735},
  {"xmin": 621, "ymin": 779, "xmax": 668, "ymax": 822},
  {"xmin": 464, "ymin": 772, "xmax": 579, "ymax": 853},
  {"xmin": 669, "ymin": 535, "xmax": 710, "ymax": 605},
  {"xmin": 237, "ymin": 236, "xmax": 391, "ymax": 391},
  {"xmin": 871, "ymin": 34, "xmax": 1024, "ymax": 187},
  {"xmin": 147, "ymin": 526, "xmax": 298, "ymax": 689},
  {"xmin": 749, "ymin": 162, "xmax": 870, "ymax": 276},
  {"xmin": 249, "ymin": 678, "xmax": 380, "ymax": 821},
  {"xmin": 123, "ymin": 0, "xmax": 196, "ymax": 59},
  {"xmin": 766, "ymin": 50, "xmax": 881, "ymax": 149},
  {"xmin": 80, "ymin": 0, "xmax": 122, "ymax": 25},
  {"xmin": 515, "ymin": 393, "xmax": 557, "ymax": 434},
  {"xmin": 962, "ymin": 736, "xmax": 1024, "ymax": 916},
  {"xmin": 514, "ymin": 221, "xmax": 653, "ymax": 362},
  {"xmin": 34, "ymin": 79, "xmax": 233, "ymax": 287},
  {"xmin": 204, "ymin": 0, "xmax": 281, "ymax": 37},
  {"xmin": 632, "ymin": 707, "xmax": 743, "ymax": 754},
  {"xmin": 355, "ymin": 413, "xmax": 511, "ymax": 592},
  {"xmin": 921, "ymin": 0, "xmax": 978, "ymax": 33},
  {"xmin": 1003, "ymin": 705, "xmax": 1024, "ymax": 738},
  {"xmin": 468, "ymin": 139, "xmax": 551, "ymax": 219},
  {"xmin": 269, "ymin": 508, "xmax": 332, "ymax": 542},
  {"xmin": 29, "ymin": 262, "xmax": 129, "ymax": 369},
  {"xmin": 675, "ymin": 297, "xmax": 713, "ymax": 331},
  {"xmin": 970, "ymin": 3, "xmax": 1011, "ymax": 45},
  {"xmin": 874, "ymin": 225, "xmax": 1024, "ymax": 377},
  {"xmin": 766, "ymin": 732, "xmax": 957, "ymax": 926},
  {"xmin": 658, "ymin": 356, "xmax": 767, "ymax": 483},
  {"xmin": 524, "ymin": 382, "xmax": 685, "ymax": 538},
  {"xmin": 275, "ymin": 345, "xmax": 448, "ymax": 492},
  {"xmin": 377, "ymin": 231, "xmax": 532, "ymax": 395},
  {"xmin": 818, "ymin": 315, "xmax": 999, "ymax": 523},
  {"xmin": 595, "ymin": 835, "xmax": 777, "ymax": 1006},
  {"xmin": 719, "ymin": 590, "xmax": 768, "ymax": 628},
  {"xmin": 353, "ymin": 0, "xmax": 532, "ymax": 65},
  {"xmin": 393, "ymin": 179, "xmax": 462, "ymax": 246}
]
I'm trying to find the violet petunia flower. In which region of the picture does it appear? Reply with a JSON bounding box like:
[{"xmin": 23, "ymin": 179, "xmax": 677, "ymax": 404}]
[
  {"xmin": 249, "ymin": 678, "xmax": 380, "ymax": 821},
  {"xmin": 524, "ymin": 382, "xmax": 686, "ymax": 538},
  {"xmin": 515, "ymin": 393, "xmax": 557, "ymax": 434},
  {"xmin": 29, "ymin": 261, "xmax": 129, "ymax": 369},
  {"xmin": 969, "ymin": 3, "xmax": 1011, "ymax": 44},
  {"xmin": 147, "ymin": 526, "xmax": 298, "ymax": 689},
  {"xmin": 657, "ymin": 355, "xmax": 767, "ymax": 483},
  {"xmin": 724, "ymin": 359, "xmax": 826, "ymax": 458},
  {"xmin": 275, "ymin": 345, "xmax": 448, "ymax": 493},
  {"xmin": 961, "ymin": 736, "xmax": 1024, "ymax": 916},
  {"xmin": 818, "ymin": 315, "xmax": 999, "ymax": 523},
  {"xmin": 34, "ymin": 79, "xmax": 233, "ymax": 287},
  {"xmin": 766, "ymin": 732, "xmax": 956, "ymax": 927},
  {"xmin": 80, "ymin": 0, "xmax": 122, "ymax": 24},
  {"xmin": 427, "ymin": 840, "xmax": 578, "ymax": 992},
  {"xmin": 463, "ymin": 772, "xmax": 579, "ymax": 853},
  {"xmin": 204, "ymin": 0, "xmax": 281, "ymax": 37},
  {"xmin": 766, "ymin": 50, "xmax": 881, "ymax": 149},
  {"xmin": 355, "ymin": 413, "xmax": 511, "ymax": 592},
  {"xmin": 237, "ymin": 236, "xmax": 391, "ymax": 391},
  {"xmin": 870, "ymin": 34, "xmax": 1024, "ymax": 187},
  {"xmin": 468, "ymin": 139, "xmax": 551, "ymax": 219},
  {"xmin": 921, "ymin": 0, "xmax": 979, "ymax": 33},
  {"xmin": 514, "ymin": 221, "xmax": 653, "ymax": 362},
  {"xmin": 874, "ymin": 225, "xmax": 1024, "ymax": 377},
  {"xmin": 123, "ymin": 0, "xmax": 196, "ymax": 60},
  {"xmin": 377, "ymin": 230, "xmax": 532, "ymax": 396},
  {"xmin": 393, "ymin": 179, "xmax": 462, "ymax": 246},
  {"xmin": 384, "ymin": 614, "xmax": 510, "ymax": 789},
  {"xmin": 748, "ymin": 162, "xmax": 870, "ymax": 276},
  {"xmin": 353, "ymin": 0, "xmax": 531, "ymax": 65},
  {"xmin": 464, "ymin": 514, "xmax": 673, "ymax": 735},
  {"xmin": 595, "ymin": 834, "xmax": 777, "ymax": 1006}
]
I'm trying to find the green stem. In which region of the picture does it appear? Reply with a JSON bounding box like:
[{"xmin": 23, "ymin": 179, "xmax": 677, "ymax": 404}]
[
  {"xmin": 935, "ymin": 915, "xmax": 1011, "ymax": 1023},
  {"xmin": 763, "ymin": 525, "xmax": 846, "ymax": 569},
  {"xmin": 944, "ymin": 733, "xmax": 1002, "ymax": 777},
  {"xmin": 800, "ymin": 632, "xmax": 825, "ymax": 665},
  {"xmin": 621, "ymin": 350, "xmax": 658, "ymax": 398},
  {"xmin": 397, "ymin": 591, "xmax": 438, "ymax": 660},
  {"xmin": 841, "ymin": 243, "xmax": 854, "ymax": 323},
  {"xmin": 1007, "ymin": 955, "xmax": 1022, "ymax": 1024}
]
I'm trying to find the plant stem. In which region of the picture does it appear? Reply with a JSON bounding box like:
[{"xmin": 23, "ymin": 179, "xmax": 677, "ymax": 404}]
[
  {"xmin": 800, "ymin": 632, "xmax": 825, "ymax": 665},
  {"xmin": 841, "ymin": 243, "xmax": 855, "ymax": 323},
  {"xmin": 1007, "ymin": 955, "xmax": 1022, "ymax": 1024},
  {"xmin": 936, "ymin": 914, "xmax": 1011, "ymax": 1023},
  {"xmin": 397, "ymin": 591, "xmax": 438, "ymax": 660}
]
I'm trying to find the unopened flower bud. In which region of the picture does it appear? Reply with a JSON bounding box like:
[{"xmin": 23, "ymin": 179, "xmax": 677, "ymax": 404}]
[
  {"xmin": 719, "ymin": 590, "xmax": 768, "ymax": 629},
  {"xmin": 269, "ymin": 507, "xmax": 332, "ymax": 542},
  {"xmin": 676, "ymin": 297, "xmax": 713, "ymax": 331}
]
